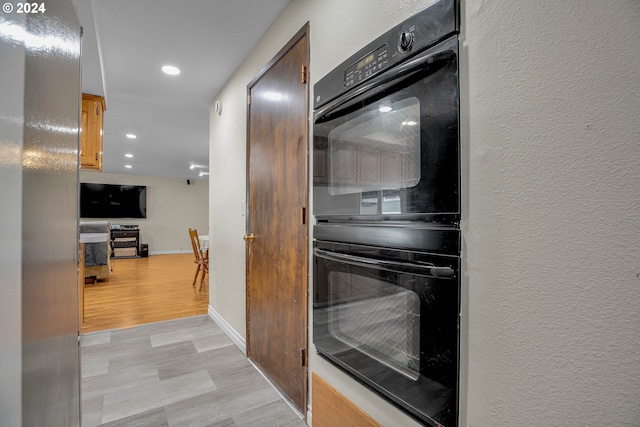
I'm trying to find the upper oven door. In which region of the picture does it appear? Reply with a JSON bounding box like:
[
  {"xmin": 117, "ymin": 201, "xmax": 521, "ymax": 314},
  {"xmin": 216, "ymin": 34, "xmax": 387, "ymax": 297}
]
[{"xmin": 313, "ymin": 36, "xmax": 459, "ymax": 222}]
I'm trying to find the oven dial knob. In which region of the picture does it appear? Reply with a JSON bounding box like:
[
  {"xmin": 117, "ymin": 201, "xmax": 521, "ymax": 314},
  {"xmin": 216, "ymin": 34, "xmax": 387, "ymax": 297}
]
[{"xmin": 399, "ymin": 31, "xmax": 414, "ymax": 52}]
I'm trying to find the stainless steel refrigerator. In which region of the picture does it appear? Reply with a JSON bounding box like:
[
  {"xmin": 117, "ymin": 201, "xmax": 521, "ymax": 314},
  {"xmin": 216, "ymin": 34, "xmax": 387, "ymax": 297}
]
[{"xmin": 0, "ymin": 0, "xmax": 82, "ymax": 425}]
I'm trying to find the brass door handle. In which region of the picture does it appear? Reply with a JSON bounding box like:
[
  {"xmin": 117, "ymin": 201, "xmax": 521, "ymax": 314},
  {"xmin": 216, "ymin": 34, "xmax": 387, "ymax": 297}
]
[{"xmin": 243, "ymin": 233, "xmax": 255, "ymax": 242}]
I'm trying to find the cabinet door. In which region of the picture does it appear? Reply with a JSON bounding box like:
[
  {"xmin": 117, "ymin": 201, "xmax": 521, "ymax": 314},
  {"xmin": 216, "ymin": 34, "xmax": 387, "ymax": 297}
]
[{"xmin": 80, "ymin": 94, "xmax": 104, "ymax": 170}]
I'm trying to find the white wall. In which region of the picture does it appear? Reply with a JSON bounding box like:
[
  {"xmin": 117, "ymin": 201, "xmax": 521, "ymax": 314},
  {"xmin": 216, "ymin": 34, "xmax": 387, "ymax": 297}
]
[
  {"xmin": 81, "ymin": 171, "xmax": 209, "ymax": 254},
  {"xmin": 209, "ymin": 0, "xmax": 640, "ymax": 426},
  {"xmin": 462, "ymin": 1, "xmax": 640, "ymax": 426}
]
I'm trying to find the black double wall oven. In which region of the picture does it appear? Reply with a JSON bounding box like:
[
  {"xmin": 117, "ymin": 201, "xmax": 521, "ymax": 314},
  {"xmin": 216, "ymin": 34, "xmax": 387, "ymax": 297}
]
[{"xmin": 312, "ymin": 1, "xmax": 460, "ymax": 426}]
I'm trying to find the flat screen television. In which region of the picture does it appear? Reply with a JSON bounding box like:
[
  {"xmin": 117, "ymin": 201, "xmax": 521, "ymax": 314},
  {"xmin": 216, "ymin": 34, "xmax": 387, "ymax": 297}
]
[{"xmin": 80, "ymin": 183, "xmax": 147, "ymax": 218}]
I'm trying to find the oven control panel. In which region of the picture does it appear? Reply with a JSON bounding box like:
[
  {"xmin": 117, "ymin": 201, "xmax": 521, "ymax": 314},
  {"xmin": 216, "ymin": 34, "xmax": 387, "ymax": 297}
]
[
  {"xmin": 314, "ymin": 0, "xmax": 458, "ymax": 110},
  {"xmin": 344, "ymin": 44, "xmax": 389, "ymax": 88}
]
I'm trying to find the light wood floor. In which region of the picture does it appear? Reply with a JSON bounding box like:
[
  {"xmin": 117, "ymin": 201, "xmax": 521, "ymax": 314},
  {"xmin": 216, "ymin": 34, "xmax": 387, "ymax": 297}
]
[{"xmin": 81, "ymin": 254, "xmax": 209, "ymax": 334}]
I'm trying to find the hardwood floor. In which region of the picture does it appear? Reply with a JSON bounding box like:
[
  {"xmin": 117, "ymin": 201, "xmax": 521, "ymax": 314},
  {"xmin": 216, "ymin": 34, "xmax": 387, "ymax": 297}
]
[{"xmin": 81, "ymin": 254, "xmax": 209, "ymax": 334}]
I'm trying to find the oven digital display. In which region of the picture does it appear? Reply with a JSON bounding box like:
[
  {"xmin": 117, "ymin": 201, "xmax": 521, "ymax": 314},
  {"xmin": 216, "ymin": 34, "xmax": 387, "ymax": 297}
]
[
  {"xmin": 344, "ymin": 44, "xmax": 389, "ymax": 88},
  {"xmin": 356, "ymin": 53, "xmax": 375, "ymax": 70}
]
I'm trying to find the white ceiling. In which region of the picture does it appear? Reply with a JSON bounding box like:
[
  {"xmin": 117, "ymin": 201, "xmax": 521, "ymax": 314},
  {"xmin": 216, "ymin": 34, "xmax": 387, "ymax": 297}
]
[{"xmin": 77, "ymin": 0, "xmax": 291, "ymax": 180}]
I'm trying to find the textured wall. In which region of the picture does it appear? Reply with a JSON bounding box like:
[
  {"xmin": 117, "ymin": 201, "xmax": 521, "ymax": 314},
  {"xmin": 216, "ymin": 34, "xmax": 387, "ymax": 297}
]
[{"xmin": 463, "ymin": 1, "xmax": 640, "ymax": 425}]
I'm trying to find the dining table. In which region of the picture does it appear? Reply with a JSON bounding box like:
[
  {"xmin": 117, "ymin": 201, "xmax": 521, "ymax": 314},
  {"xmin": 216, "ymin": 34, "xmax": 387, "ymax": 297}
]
[{"xmin": 198, "ymin": 235, "xmax": 209, "ymax": 259}]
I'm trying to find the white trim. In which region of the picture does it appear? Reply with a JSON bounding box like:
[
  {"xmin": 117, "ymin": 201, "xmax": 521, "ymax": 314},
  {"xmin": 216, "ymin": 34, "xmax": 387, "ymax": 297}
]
[
  {"xmin": 149, "ymin": 250, "xmax": 185, "ymax": 255},
  {"xmin": 248, "ymin": 359, "xmax": 305, "ymax": 420},
  {"xmin": 207, "ymin": 307, "xmax": 306, "ymax": 421},
  {"xmin": 208, "ymin": 305, "xmax": 246, "ymax": 354}
]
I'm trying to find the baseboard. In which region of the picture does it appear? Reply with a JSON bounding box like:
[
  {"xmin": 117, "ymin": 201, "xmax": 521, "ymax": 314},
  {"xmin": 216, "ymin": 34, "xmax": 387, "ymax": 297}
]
[
  {"xmin": 208, "ymin": 306, "xmax": 246, "ymax": 355},
  {"xmin": 248, "ymin": 358, "xmax": 305, "ymax": 420},
  {"xmin": 148, "ymin": 249, "xmax": 187, "ymax": 255},
  {"xmin": 207, "ymin": 308, "xmax": 306, "ymax": 421}
]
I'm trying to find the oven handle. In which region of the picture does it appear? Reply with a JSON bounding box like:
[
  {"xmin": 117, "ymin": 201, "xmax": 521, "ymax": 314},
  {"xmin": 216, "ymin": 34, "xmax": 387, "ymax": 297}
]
[
  {"xmin": 314, "ymin": 35, "xmax": 457, "ymax": 123},
  {"xmin": 314, "ymin": 248, "xmax": 455, "ymax": 279}
]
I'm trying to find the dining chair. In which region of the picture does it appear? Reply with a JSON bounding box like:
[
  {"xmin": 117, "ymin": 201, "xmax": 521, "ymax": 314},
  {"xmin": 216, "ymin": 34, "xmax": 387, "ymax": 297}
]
[{"xmin": 188, "ymin": 228, "xmax": 208, "ymax": 290}]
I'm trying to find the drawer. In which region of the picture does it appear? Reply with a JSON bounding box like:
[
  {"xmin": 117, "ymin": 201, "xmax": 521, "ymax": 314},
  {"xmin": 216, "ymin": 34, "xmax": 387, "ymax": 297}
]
[{"xmin": 111, "ymin": 231, "xmax": 139, "ymax": 238}]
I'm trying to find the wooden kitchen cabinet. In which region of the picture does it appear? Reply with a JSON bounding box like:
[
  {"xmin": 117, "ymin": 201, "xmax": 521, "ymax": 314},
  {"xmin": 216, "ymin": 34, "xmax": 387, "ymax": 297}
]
[{"xmin": 80, "ymin": 93, "xmax": 106, "ymax": 171}]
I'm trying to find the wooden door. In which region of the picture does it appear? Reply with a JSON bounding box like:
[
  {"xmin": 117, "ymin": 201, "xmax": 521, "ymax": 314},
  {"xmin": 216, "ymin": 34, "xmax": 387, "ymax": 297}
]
[{"xmin": 246, "ymin": 25, "xmax": 309, "ymax": 413}]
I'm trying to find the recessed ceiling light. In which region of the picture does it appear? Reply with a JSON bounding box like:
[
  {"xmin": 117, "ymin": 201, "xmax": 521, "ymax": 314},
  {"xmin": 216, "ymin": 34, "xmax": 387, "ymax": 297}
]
[
  {"xmin": 126, "ymin": 133, "xmax": 137, "ymax": 139},
  {"xmin": 125, "ymin": 154, "xmax": 133, "ymax": 158},
  {"xmin": 379, "ymin": 106, "xmax": 392, "ymax": 113},
  {"xmin": 161, "ymin": 65, "xmax": 180, "ymax": 75},
  {"xmin": 125, "ymin": 165, "xmax": 132, "ymax": 169}
]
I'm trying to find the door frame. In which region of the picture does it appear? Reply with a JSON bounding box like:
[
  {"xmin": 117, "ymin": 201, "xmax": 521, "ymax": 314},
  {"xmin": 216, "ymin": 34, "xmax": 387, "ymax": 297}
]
[{"xmin": 245, "ymin": 22, "xmax": 310, "ymax": 413}]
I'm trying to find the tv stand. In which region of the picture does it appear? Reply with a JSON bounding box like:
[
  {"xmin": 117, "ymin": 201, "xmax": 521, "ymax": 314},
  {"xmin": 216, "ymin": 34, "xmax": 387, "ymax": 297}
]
[{"xmin": 110, "ymin": 225, "xmax": 140, "ymax": 258}]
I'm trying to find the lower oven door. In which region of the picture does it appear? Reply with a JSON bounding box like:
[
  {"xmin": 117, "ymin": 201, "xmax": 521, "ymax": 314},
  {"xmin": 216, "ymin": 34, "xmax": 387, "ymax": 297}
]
[{"xmin": 313, "ymin": 240, "xmax": 460, "ymax": 427}]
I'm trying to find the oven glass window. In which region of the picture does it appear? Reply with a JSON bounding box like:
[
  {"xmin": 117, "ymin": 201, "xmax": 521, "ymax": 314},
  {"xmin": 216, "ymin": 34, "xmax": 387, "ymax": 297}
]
[
  {"xmin": 327, "ymin": 97, "xmax": 421, "ymax": 200},
  {"xmin": 328, "ymin": 271, "xmax": 421, "ymax": 381},
  {"xmin": 313, "ymin": 42, "xmax": 459, "ymax": 219},
  {"xmin": 313, "ymin": 240, "xmax": 460, "ymax": 427}
]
